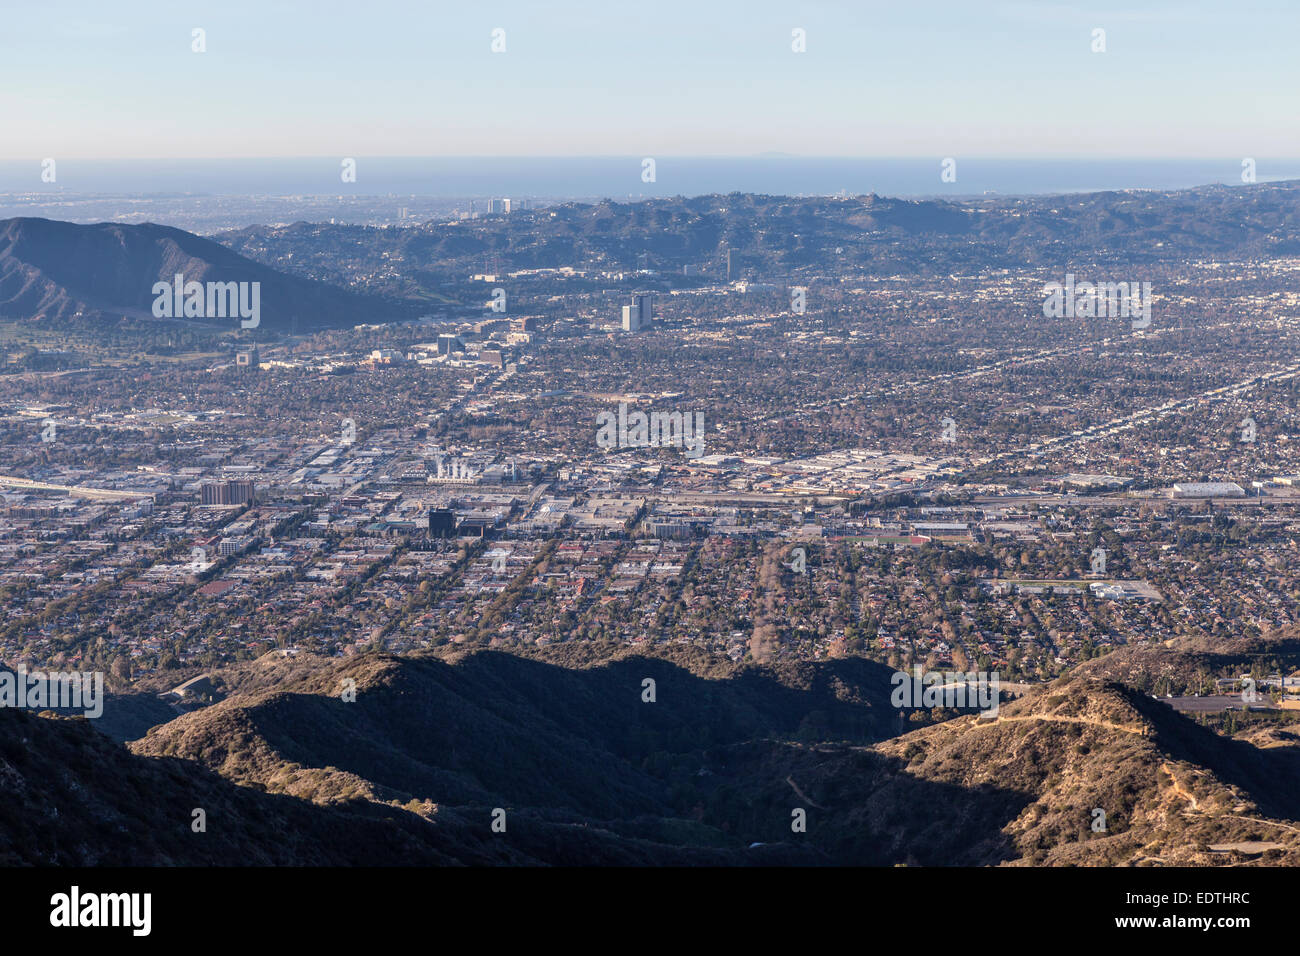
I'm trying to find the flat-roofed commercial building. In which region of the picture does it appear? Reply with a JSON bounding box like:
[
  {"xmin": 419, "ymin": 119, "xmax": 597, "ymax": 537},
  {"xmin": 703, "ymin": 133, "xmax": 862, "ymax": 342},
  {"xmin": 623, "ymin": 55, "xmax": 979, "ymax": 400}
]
[
  {"xmin": 1171, "ymin": 482, "xmax": 1245, "ymax": 498},
  {"xmin": 201, "ymin": 479, "xmax": 256, "ymax": 506}
]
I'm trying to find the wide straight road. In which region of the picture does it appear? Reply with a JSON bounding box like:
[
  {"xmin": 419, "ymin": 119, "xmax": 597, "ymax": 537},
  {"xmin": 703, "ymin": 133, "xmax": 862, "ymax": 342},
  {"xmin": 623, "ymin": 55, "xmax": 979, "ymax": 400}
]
[
  {"xmin": 1162, "ymin": 695, "xmax": 1276, "ymax": 713},
  {"xmin": 0, "ymin": 474, "xmax": 151, "ymax": 501}
]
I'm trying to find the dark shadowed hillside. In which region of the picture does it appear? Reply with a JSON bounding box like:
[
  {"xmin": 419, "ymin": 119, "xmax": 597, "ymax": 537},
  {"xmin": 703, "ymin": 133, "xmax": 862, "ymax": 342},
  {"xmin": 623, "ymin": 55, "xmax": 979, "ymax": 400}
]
[
  {"xmin": 128, "ymin": 650, "xmax": 900, "ymax": 820},
  {"xmin": 0, "ymin": 217, "xmax": 414, "ymax": 331},
  {"xmin": 109, "ymin": 648, "xmax": 1300, "ymax": 866},
  {"xmin": 0, "ymin": 705, "xmax": 826, "ymax": 866}
]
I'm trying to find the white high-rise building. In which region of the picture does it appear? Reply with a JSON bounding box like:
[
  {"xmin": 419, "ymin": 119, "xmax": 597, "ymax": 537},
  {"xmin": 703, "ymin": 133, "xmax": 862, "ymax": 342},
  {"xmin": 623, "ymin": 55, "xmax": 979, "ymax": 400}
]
[{"xmin": 621, "ymin": 293, "xmax": 656, "ymax": 332}]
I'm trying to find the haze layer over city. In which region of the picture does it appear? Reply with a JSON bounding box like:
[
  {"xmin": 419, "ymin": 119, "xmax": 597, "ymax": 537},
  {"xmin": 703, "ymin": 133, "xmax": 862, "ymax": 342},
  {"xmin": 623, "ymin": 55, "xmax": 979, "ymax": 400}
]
[{"xmin": 3, "ymin": 4, "xmax": 1299, "ymax": 928}]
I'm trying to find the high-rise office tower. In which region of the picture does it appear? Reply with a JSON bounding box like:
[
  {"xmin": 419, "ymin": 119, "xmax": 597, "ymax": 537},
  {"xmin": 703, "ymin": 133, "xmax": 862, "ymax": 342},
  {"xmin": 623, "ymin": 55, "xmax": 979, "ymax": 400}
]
[{"xmin": 633, "ymin": 293, "xmax": 654, "ymax": 325}]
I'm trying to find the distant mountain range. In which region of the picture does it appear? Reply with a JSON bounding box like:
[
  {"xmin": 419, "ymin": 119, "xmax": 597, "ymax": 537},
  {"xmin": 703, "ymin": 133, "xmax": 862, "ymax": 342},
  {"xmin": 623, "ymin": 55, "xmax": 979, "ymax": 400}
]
[
  {"xmin": 0, "ymin": 217, "xmax": 414, "ymax": 331},
  {"xmin": 212, "ymin": 182, "xmax": 1300, "ymax": 305},
  {"xmin": 7, "ymin": 182, "xmax": 1299, "ymax": 334},
  {"xmin": 8, "ymin": 640, "xmax": 1300, "ymax": 865}
]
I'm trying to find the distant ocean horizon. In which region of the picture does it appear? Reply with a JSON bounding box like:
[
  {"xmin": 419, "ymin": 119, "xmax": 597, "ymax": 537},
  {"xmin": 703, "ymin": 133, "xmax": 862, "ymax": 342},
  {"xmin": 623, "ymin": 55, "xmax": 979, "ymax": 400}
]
[{"xmin": 1, "ymin": 157, "xmax": 1297, "ymax": 201}]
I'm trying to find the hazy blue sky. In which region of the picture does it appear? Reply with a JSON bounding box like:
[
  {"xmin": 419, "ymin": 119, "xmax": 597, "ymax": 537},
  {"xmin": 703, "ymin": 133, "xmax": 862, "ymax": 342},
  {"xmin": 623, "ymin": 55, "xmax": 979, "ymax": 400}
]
[{"xmin": 3, "ymin": 0, "xmax": 1296, "ymax": 159}]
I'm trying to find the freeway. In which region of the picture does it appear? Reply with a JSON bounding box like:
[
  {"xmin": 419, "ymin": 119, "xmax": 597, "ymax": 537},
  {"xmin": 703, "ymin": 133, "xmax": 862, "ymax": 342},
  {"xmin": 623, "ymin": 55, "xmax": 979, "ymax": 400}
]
[
  {"xmin": 1162, "ymin": 695, "xmax": 1276, "ymax": 714},
  {"xmin": 0, "ymin": 475, "xmax": 152, "ymax": 502}
]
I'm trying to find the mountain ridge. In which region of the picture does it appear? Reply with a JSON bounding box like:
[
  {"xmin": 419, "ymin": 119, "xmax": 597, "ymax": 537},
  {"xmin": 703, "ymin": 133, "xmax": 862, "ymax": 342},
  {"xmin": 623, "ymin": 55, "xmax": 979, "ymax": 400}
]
[{"xmin": 0, "ymin": 216, "xmax": 414, "ymax": 331}]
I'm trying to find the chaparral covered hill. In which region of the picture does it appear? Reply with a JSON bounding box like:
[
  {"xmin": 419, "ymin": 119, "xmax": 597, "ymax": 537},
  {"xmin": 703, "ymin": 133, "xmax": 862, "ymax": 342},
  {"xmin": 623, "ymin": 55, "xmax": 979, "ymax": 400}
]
[{"xmin": 7, "ymin": 643, "xmax": 1296, "ymax": 865}]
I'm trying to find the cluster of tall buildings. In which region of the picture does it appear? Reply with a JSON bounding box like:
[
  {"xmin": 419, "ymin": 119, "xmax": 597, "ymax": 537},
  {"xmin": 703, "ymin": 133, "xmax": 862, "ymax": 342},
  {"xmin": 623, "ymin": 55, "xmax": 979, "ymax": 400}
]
[
  {"xmin": 485, "ymin": 198, "xmax": 528, "ymax": 214},
  {"xmin": 621, "ymin": 293, "xmax": 656, "ymax": 332}
]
